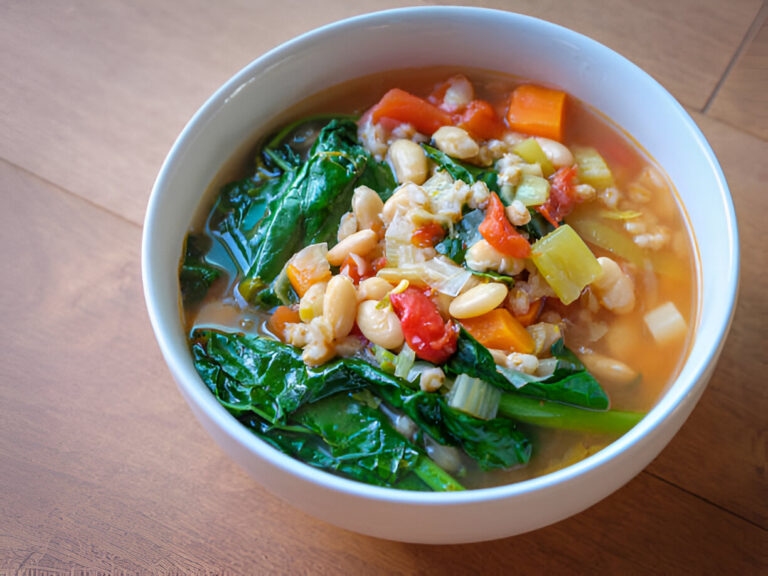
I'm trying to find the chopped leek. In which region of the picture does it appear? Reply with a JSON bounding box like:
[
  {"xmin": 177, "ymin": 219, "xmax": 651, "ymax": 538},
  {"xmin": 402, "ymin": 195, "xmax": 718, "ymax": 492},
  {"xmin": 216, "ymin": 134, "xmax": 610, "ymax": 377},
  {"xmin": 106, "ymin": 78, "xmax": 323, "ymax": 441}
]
[
  {"xmin": 513, "ymin": 138, "xmax": 555, "ymax": 177},
  {"xmin": 574, "ymin": 147, "xmax": 614, "ymax": 189},
  {"xmin": 394, "ymin": 344, "xmax": 416, "ymax": 380},
  {"xmin": 514, "ymin": 174, "xmax": 550, "ymax": 206},
  {"xmin": 530, "ymin": 224, "xmax": 602, "ymax": 305},
  {"xmin": 447, "ymin": 374, "xmax": 502, "ymax": 420},
  {"xmin": 378, "ymin": 256, "xmax": 473, "ymax": 297}
]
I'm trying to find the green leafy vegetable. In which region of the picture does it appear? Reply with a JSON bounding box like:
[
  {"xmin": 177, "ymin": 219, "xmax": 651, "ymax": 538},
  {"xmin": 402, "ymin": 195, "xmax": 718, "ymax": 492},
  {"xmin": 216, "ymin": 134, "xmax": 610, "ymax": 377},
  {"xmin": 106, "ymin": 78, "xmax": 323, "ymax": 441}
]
[
  {"xmin": 239, "ymin": 119, "xmax": 395, "ymax": 305},
  {"xmin": 435, "ymin": 208, "xmax": 485, "ymax": 264},
  {"xmin": 179, "ymin": 234, "xmax": 222, "ymax": 305},
  {"xmin": 422, "ymin": 144, "xmax": 500, "ymax": 193}
]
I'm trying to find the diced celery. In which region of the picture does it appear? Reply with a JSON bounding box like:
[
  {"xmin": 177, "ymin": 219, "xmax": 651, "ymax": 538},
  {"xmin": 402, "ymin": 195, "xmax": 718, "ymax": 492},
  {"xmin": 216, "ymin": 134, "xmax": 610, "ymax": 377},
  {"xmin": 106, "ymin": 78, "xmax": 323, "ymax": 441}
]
[
  {"xmin": 447, "ymin": 374, "xmax": 501, "ymax": 420},
  {"xmin": 514, "ymin": 174, "xmax": 550, "ymax": 206},
  {"xmin": 567, "ymin": 214, "xmax": 644, "ymax": 266},
  {"xmin": 394, "ymin": 344, "xmax": 416, "ymax": 380},
  {"xmin": 373, "ymin": 345, "xmax": 397, "ymax": 374},
  {"xmin": 530, "ymin": 224, "xmax": 602, "ymax": 305},
  {"xmin": 574, "ymin": 147, "xmax": 614, "ymax": 189},
  {"xmin": 513, "ymin": 138, "xmax": 555, "ymax": 176}
]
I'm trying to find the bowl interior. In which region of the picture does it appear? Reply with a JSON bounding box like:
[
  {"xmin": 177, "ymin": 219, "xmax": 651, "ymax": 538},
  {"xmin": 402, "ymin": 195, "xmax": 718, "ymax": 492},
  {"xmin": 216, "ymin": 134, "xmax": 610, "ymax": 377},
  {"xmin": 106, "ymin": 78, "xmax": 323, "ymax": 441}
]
[{"xmin": 142, "ymin": 7, "xmax": 738, "ymax": 541}]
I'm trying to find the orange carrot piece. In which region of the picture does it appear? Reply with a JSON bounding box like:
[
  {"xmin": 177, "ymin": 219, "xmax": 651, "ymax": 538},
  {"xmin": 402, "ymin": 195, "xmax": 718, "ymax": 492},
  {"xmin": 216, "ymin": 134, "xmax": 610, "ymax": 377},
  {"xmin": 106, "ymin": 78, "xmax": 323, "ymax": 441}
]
[
  {"xmin": 268, "ymin": 306, "xmax": 301, "ymax": 340},
  {"xmin": 458, "ymin": 100, "xmax": 506, "ymax": 140},
  {"xmin": 460, "ymin": 308, "xmax": 535, "ymax": 354},
  {"xmin": 286, "ymin": 263, "xmax": 331, "ymax": 298},
  {"xmin": 506, "ymin": 85, "xmax": 567, "ymax": 141},
  {"xmin": 371, "ymin": 88, "xmax": 452, "ymax": 136},
  {"xmin": 514, "ymin": 298, "xmax": 544, "ymax": 327}
]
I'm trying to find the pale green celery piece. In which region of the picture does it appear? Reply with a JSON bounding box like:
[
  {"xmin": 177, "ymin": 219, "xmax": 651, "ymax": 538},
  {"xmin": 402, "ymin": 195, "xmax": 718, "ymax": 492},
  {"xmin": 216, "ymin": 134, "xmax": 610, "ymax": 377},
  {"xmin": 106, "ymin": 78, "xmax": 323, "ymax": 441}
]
[
  {"xmin": 447, "ymin": 374, "xmax": 502, "ymax": 420},
  {"xmin": 514, "ymin": 174, "xmax": 550, "ymax": 206},
  {"xmin": 530, "ymin": 224, "xmax": 603, "ymax": 305},
  {"xmin": 394, "ymin": 344, "xmax": 416, "ymax": 380},
  {"xmin": 574, "ymin": 147, "xmax": 614, "ymax": 189},
  {"xmin": 373, "ymin": 345, "xmax": 397, "ymax": 374},
  {"xmin": 567, "ymin": 214, "xmax": 645, "ymax": 266},
  {"xmin": 513, "ymin": 138, "xmax": 554, "ymax": 176}
]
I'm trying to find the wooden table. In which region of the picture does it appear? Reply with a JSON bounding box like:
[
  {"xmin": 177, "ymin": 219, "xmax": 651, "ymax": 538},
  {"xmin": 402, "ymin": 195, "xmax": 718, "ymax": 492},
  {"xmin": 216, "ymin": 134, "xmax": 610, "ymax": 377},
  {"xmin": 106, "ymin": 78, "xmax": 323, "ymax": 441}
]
[{"xmin": 2, "ymin": 1, "xmax": 766, "ymax": 573}]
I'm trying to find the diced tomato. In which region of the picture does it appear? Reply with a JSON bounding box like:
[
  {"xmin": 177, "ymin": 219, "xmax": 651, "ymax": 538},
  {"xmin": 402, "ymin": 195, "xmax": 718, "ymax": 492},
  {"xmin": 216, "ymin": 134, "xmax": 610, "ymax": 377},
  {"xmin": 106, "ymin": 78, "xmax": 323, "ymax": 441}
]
[
  {"xmin": 371, "ymin": 256, "xmax": 387, "ymax": 274},
  {"xmin": 478, "ymin": 192, "xmax": 531, "ymax": 258},
  {"xmin": 389, "ymin": 288, "xmax": 458, "ymax": 364},
  {"xmin": 411, "ymin": 222, "xmax": 446, "ymax": 248},
  {"xmin": 537, "ymin": 165, "xmax": 578, "ymax": 226},
  {"xmin": 370, "ymin": 88, "xmax": 452, "ymax": 136},
  {"xmin": 457, "ymin": 100, "xmax": 506, "ymax": 140}
]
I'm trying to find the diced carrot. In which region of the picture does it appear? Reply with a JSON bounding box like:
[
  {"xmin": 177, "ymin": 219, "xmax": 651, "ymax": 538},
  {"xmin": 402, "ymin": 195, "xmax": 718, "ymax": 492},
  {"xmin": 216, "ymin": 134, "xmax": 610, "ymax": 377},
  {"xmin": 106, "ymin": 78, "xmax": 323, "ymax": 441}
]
[
  {"xmin": 460, "ymin": 308, "xmax": 535, "ymax": 354},
  {"xmin": 268, "ymin": 305, "xmax": 300, "ymax": 340},
  {"xmin": 537, "ymin": 165, "xmax": 579, "ymax": 226},
  {"xmin": 457, "ymin": 100, "xmax": 506, "ymax": 140},
  {"xmin": 478, "ymin": 192, "xmax": 531, "ymax": 258},
  {"xmin": 286, "ymin": 263, "xmax": 331, "ymax": 297},
  {"xmin": 506, "ymin": 85, "xmax": 567, "ymax": 142},
  {"xmin": 514, "ymin": 298, "xmax": 544, "ymax": 327},
  {"xmin": 371, "ymin": 88, "xmax": 452, "ymax": 136}
]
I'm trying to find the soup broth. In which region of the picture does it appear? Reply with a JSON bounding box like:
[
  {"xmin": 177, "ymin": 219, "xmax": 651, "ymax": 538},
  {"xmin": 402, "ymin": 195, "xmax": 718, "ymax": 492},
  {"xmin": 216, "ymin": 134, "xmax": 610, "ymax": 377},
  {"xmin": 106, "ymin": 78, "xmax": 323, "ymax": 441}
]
[{"xmin": 181, "ymin": 68, "xmax": 696, "ymax": 490}]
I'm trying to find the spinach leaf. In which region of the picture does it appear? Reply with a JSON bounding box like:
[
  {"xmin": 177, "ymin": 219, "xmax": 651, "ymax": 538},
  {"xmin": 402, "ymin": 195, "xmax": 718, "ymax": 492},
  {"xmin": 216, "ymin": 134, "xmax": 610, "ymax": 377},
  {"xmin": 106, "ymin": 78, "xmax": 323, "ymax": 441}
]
[
  {"xmin": 520, "ymin": 209, "xmax": 556, "ymax": 241},
  {"xmin": 240, "ymin": 119, "xmax": 395, "ymax": 305},
  {"xmin": 208, "ymin": 173, "xmax": 295, "ymax": 274},
  {"xmin": 422, "ymin": 144, "xmax": 500, "ymax": 193},
  {"xmin": 447, "ymin": 329, "xmax": 609, "ymax": 410},
  {"xmin": 179, "ymin": 234, "xmax": 222, "ymax": 305},
  {"xmin": 192, "ymin": 329, "xmax": 529, "ymax": 471},
  {"xmin": 465, "ymin": 269, "xmax": 515, "ymax": 284},
  {"xmin": 238, "ymin": 404, "xmax": 438, "ymax": 490},
  {"xmin": 435, "ymin": 208, "xmax": 485, "ymax": 264},
  {"xmin": 334, "ymin": 360, "xmax": 531, "ymax": 469},
  {"xmin": 191, "ymin": 329, "xmax": 362, "ymax": 422}
]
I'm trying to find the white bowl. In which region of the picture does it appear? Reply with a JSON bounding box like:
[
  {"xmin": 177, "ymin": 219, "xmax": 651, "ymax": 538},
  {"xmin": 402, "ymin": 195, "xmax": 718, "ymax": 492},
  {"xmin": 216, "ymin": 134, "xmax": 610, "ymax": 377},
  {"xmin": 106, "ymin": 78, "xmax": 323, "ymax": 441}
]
[{"xmin": 142, "ymin": 7, "xmax": 739, "ymax": 543}]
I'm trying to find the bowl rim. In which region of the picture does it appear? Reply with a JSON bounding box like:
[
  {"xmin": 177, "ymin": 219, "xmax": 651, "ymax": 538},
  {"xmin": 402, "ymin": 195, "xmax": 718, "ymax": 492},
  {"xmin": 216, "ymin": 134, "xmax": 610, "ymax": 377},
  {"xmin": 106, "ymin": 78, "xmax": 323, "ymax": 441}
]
[{"xmin": 142, "ymin": 5, "xmax": 740, "ymax": 505}]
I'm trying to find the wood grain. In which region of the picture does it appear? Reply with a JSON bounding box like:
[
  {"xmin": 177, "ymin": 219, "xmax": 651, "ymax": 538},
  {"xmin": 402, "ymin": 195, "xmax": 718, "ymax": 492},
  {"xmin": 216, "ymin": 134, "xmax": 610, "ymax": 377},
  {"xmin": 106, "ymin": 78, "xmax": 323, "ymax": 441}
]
[
  {"xmin": 708, "ymin": 4, "xmax": 768, "ymax": 139},
  {"xmin": 0, "ymin": 0, "xmax": 760, "ymax": 225},
  {"xmin": 646, "ymin": 110, "xmax": 768, "ymax": 528},
  {"xmin": 1, "ymin": 1, "xmax": 767, "ymax": 573}
]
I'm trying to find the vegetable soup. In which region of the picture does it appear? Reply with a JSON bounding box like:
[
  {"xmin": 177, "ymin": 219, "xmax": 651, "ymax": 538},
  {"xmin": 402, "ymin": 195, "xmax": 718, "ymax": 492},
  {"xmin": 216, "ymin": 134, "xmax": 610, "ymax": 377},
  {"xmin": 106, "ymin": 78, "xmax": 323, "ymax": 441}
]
[{"xmin": 180, "ymin": 68, "xmax": 696, "ymax": 491}]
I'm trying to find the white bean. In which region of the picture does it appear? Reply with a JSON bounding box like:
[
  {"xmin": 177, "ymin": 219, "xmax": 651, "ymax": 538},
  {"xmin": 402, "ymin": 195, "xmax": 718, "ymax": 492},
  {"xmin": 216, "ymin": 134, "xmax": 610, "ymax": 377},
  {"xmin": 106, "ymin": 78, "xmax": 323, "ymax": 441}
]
[
  {"xmin": 449, "ymin": 283, "xmax": 508, "ymax": 319},
  {"xmin": 323, "ymin": 275, "xmax": 357, "ymax": 339},
  {"xmin": 432, "ymin": 126, "xmax": 479, "ymax": 160},
  {"xmin": 352, "ymin": 186, "xmax": 384, "ymax": 231},
  {"xmin": 337, "ymin": 211, "xmax": 358, "ymax": 241},
  {"xmin": 357, "ymin": 277, "xmax": 392, "ymax": 302},
  {"xmin": 299, "ymin": 281, "xmax": 327, "ymax": 322},
  {"xmin": 535, "ymin": 137, "xmax": 574, "ymax": 168},
  {"xmin": 356, "ymin": 300, "xmax": 404, "ymax": 349},
  {"xmin": 387, "ymin": 139, "xmax": 428, "ymax": 185},
  {"xmin": 579, "ymin": 351, "xmax": 639, "ymax": 385},
  {"xmin": 326, "ymin": 229, "xmax": 378, "ymax": 267},
  {"xmin": 592, "ymin": 257, "xmax": 635, "ymax": 314}
]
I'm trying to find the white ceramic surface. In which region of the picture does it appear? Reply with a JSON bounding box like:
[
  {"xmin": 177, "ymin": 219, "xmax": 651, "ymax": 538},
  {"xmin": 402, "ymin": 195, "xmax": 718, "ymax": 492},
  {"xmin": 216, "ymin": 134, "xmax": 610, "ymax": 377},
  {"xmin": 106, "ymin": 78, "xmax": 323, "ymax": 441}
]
[{"xmin": 142, "ymin": 7, "xmax": 739, "ymax": 543}]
